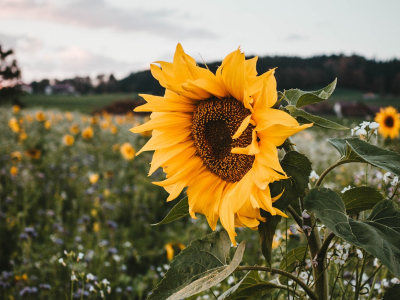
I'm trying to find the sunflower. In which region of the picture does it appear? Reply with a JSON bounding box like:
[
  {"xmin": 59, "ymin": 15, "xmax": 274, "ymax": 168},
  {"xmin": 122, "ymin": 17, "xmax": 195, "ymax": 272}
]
[
  {"xmin": 375, "ymin": 106, "xmax": 400, "ymax": 139},
  {"xmin": 120, "ymin": 142, "xmax": 135, "ymax": 160},
  {"xmin": 35, "ymin": 111, "xmax": 46, "ymax": 122},
  {"xmin": 63, "ymin": 134, "xmax": 75, "ymax": 146},
  {"xmin": 130, "ymin": 44, "xmax": 312, "ymax": 245},
  {"xmin": 25, "ymin": 148, "xmax": 41, "ymax": 160},
  {"xmin": 82, "ymin": 127, "xmax": 94, "ymax": 139}
]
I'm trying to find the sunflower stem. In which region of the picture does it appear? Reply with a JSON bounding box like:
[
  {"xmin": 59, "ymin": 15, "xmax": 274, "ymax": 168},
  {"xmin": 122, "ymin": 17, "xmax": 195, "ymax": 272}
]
[
  {"xmin": 283, "ymin": 137, "xmax": 328, "ymax": 300},
  {"xmin": 235, "ymin": 266, "xmax": 317, "ymax": 300}
]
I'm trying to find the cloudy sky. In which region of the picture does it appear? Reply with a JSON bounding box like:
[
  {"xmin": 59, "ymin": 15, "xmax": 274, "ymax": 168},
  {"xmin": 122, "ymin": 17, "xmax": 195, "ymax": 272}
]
[{"xmin": 0, "ymin": 0, "xmax": 399, "ymax": 83}]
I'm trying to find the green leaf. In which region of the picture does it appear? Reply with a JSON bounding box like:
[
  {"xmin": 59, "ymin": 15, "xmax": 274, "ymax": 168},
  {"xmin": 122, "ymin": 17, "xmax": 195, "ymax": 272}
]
[
  {"xmin": 304, "ymin": 187, "xmax": 400, "ymax": 279},
  {"xmin": 328, "ymin": 138, "xmax": 400, "ymax": 176},
  {"xmin": 152, "ymin": 196, "xmax": 189, "ymax": 225},
  {"xmin": 271, "ymin": 151, "xmax": 312, "ymax": 211},
  {"xmin": 218, "ymin": 271, "xmax": 279, "ymax": 300},
  {"xmin": 383, "ymin": 284, "xmax": 400, "ymax": 300},
  {"xmin": 342, "ymin": 187, "xmax": 384, "ymax": 215},
  {"xmin": 278, "ymin": 246, "xmax": 309, "ymax": 284},
  {"xmin": 258, "ymin": 212, "xmax": 282, "ymax": 266},
  {"xmin": 285, "ymin": 105, "xmax": 348, "ymax": 130},
  {"xmin": 147, "ymin": 231, "xmax": 246, "ymax": 300},
  {"xmin": 281, "ymin": 79, "xmax": 337, "ymax": 108}
]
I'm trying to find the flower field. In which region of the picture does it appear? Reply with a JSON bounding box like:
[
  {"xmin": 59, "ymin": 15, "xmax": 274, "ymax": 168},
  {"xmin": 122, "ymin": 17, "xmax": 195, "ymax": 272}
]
[{"xmin": 1, "ymin": 105, "xmax": 399, "ymax": 300}]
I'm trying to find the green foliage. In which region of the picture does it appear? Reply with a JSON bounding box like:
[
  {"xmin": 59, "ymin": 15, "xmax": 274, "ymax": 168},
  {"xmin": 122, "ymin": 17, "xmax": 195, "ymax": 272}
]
[
  {"xmin": 258, "ymin": 213, "xmax": 282, "ymax": 266},
  {"xmin": 284, "ymin": 105, "xmax": 348, "ymax": 130},
  {"xmin": 153, "ymin": 196, "xmax": 189, "ymax": 225},
  {"xmin": 328, "ymin": 138, "xmax": 400, "ymax": 177},
  {"xmin": 147, "ymin": 231, "xmax": 245, "ymax": 300},
  {"xmin": 342, "ymin": 186, "xmax": 384, "ymax": 215},
  {"xmin": 278, "ymin": 246, "xmax": 308, "ymax": 284},
  {"xmin": 280, "ymin": 79, "xmax": 337, "ymax": 108},
  {"xmin": 304, "ymin": 187, "xmax": 400, "ymax": 279},
  {"xmin": 383, "ymin": 284, "xmax": 400, "ymax": 300},
  {"xmin": 218, "ymin": 271, "xmax": 277, "ymax": 300},
  {"xmin": 271, "ymin": 151, "xmax": 312, "ymax": 211}
]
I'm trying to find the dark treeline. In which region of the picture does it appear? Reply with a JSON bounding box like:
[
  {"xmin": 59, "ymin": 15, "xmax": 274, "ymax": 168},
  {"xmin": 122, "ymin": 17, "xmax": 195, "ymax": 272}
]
[{"xmin": 30, "ymin": 54, "xmax": 400, "ymax": 96}]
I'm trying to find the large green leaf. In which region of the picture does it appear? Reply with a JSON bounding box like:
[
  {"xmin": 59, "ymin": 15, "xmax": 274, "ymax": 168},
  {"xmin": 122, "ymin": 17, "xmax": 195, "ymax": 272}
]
[
  {"xmin": 342, "ymin": 187, "xmax": 384, "ymax": 215},
  {"xmin": 304, "ymin": 187, "xmax": 400, "ymax": 279},
  {"xmin": 285, "ymin": 105, "xmax": 348, "ymax": 130},
  {"xmin": 218, "ymin": 271, "xmax": 301, "ymax": 300},
  {"xmin": 278, "ymin": 246, "xmax": 309, "ymax": 284},
  {"xmin": 147, "ymin": 231, "xmax": 245, "ymax": 300},
  {"xmin": 383, "ymin": 284, "xmax": 400, "ymax": 300},
  {"xmin": 328, "ymin": 138, "xmax": 400, "ymax": 177},
  {"xmin": 258, "ymin": 212, "xmax": 282, "ymax": 266},
  {"xmin": 152, "ymin": 196, "xmax": 189, "ymax": 225},
  {"xmin": 281, "ymin": 79, "xmax": 337, "ymax": 108},
  {"xmin": 271, "ymin": 151, "xmax": 312, "ymax": 211}
]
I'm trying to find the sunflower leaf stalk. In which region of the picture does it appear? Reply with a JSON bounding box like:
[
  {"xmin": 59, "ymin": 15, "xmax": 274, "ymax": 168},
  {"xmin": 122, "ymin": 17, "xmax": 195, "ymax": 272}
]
[{"xmin": 282, "ymin": 137, "xmax": 329, "ymax": 300}]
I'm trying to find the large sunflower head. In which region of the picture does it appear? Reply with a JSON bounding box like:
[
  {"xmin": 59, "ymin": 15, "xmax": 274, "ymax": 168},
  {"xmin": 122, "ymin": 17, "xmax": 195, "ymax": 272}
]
[
  {"xmin": 375, "ymin": 106, "xmax": 400, "ymax": 139},
  {"xmin": 131, "ymin": 44, "xmax": 312, "ymax": 245}
]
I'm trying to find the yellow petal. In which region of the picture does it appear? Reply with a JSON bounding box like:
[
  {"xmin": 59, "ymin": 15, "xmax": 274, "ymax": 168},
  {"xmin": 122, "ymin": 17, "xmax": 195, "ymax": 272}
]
[
  {"xmin": 221, "ymin": 49, "xmax": 245, "ymax": 101},
  {"xmin": 245, "ymin": 56, "xmax": 258, "ymax": 77},
  {"xmin": 248, "ymin": 68, "xmax": 275, "ymax": 97},
  {"xmin": 149, "ymin": 141, "xmax": 194, "ymax": 175},
  {"xmin": 184, "ymin": 78, "xmax": 227, "ymax": 99},
  {"xmin": 273, "ymin": 207, "xmax": 289, "ymax": 218},
  {"xmin": 134, "ymin": 98, "xmax": 196, "ymax": 113},
  {"xmin": 255, "ymin": 140, "xmax": 285, "ymax": 174},
  {"xmin": 136, "ymin": 129, "xmax": 191, "ymax": 155},
  {"xmin": 130, "ymin": 113, "xmax": 191, "ymax": 133},
  {"xmin": 254, "ymin": 108, "xmax": 299, "ymax": 132},
  {"xmin": 258, "ymin": 123, "xmax": 313, "ymax": 147},
  {"xmin": 232, "ymin": 115, "xmax": 252, "ymax": 139}
]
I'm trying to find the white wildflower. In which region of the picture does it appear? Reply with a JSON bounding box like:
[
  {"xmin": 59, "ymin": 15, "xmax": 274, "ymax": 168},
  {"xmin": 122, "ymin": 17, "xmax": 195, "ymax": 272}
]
[
  {"xmin": 58, "ymin": 258, "xmax": 66, "ymax": 266},
  {"xmin": 227, "ymin": 276, "xmax": 235, "ymax": 285},
  {"xmin": 356, "ymin": 249, "xmax": 363, "ymax": 259},
  {"xmin": 391, "ymin": 176, "xmax": 399, "ymax": 186},
  {"xmin": 341, "ymin": 185, "xmax": 352, "ymax": 194},
  {"xmin": 86, "ymin": 273, "xmax": 95, "ymax": 281},
  {"xmin": 100, "ymin": 290, "xmax": 104, "ymax": 299},
  {"xmin": 369, "ymin": 122, "xmax": 379, "ymax": 129},
  {"xmin": 360, "ymin": 121, "xmax": 370, "ymax": 129},
  {"xmin": 383, "ymin": 172, "xmax": 391, "ymax": 183},
  {"xmin": 77, "ymin": 252, "xmax": 84, "ymax": 261},
  {"xmin": 71, "ymin": 274, "xmax": 77, "ymax": 281},
  {"xmin": 102, "ymin": 278, "xmax": 110, "ymax": 285},
  {"xmin": 356, "ymin": 128, "xmax": 367, "ymax": 136},
  {"xmin": 309, "ymin": 170, "xmax": 320, "ymax": 182},
  {"xmin": 123, "ymin": 241, "xmax": 132, "ymax": 248},
  {"xmin": 107, "ymin": 286, "xmax": 111, "ymax": 294}
]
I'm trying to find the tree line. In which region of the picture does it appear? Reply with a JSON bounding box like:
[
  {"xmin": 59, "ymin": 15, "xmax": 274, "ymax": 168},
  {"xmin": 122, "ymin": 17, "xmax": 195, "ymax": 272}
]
[{"xmin": 31, "ymin": 54, "xmax": 400, "ymax": 96}]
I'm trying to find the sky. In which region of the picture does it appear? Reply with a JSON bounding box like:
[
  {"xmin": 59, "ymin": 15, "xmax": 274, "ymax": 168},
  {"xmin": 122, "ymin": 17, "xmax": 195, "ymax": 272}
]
[{"xmin": 0, "ymin": 0, "xmax": 399, "ymax": 83}]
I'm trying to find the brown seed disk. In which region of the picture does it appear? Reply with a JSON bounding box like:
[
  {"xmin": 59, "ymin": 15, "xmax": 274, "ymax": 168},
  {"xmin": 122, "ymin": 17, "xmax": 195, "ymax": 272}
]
[
  {"xmin": 385, "ymin": 116, "xmax": 394, "ymax": 128},
  {"xmin": 191, "ymin": 97, "xmax": 255, "ymax": 182}
]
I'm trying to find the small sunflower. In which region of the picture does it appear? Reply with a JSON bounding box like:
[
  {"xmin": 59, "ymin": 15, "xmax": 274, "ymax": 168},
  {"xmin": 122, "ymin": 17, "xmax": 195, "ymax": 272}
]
[
  {"xmin": 63, "ymin": 134, "xmax": 75, "ymax": 146},
  {"xmin": 12, "ymin": 105, "xmax": 20, "ymax": 114},
  {"xmin": 70, "ymin": 123, "xmax": 80, "ymax": 135},
  {"xmin": 10, "ymin": 166, "xmax": 18, "ymax": 176},
  {"xmin": 131, "ymin": 44, "xmax": 312, "ymax": 245},
  {"xmin": 25, "ymin": 148, "xmax": 41, "ymax": 160},
  {"xmin": 11, "ymin": 151, "xmax": 22, "ymax": 163},
  {"xmin": 375, "ymin": 106, "xmax": 400, "ymax": 139},
  {"xmin": 35, "ymin": 111, "xmax": 46, "ymax": 122},
  {"xmin": 120, "ymin": 142, "xmax": 135, "ymax": 160},
  {"xmin": 82, "ymin": 127, "xmax": 94, "ymax": 139}
]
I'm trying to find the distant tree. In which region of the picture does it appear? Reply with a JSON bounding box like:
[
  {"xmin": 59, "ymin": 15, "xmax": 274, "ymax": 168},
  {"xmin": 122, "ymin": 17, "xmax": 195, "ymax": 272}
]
[
  {"xmin": 0, "ymin": 44, "xmax": 22, "ymax": 105},
  {"xmin": 31, "ymin": 79, "xmax": 50, "ymax": 94}
]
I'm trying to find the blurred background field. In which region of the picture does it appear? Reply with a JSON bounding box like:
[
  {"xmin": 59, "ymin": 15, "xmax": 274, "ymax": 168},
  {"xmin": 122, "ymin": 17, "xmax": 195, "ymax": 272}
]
[{"xmin": 2, "ymin": 103, "xmax": 399, "ymax": 299}]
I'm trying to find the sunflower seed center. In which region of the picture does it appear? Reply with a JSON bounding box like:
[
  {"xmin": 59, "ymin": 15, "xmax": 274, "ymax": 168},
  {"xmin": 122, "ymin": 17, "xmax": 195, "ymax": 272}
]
[
  {"xmin": 191, "ymin": 97, "xmax": 255, "ymax": 182},
  {"xmin": 385, "ymin": 116, "xmax": 394, "ymax": 128}
]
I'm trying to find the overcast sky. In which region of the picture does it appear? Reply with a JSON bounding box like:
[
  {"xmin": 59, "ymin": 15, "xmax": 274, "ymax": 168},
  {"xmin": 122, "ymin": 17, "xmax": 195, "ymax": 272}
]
[{"xmin": 1, "ymin": 0, "xmax": 399, "ymax": 83}]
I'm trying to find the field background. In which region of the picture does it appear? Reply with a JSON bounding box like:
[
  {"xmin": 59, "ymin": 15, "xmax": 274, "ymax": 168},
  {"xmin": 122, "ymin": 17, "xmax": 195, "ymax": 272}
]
[{"xmin": 2, "ymin": 92, "xmax": 400, "ymax": 299}]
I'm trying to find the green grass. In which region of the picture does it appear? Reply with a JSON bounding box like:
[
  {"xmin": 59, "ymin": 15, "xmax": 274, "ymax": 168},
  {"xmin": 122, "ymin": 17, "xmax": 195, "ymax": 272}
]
[
  {"xmin": 21, "ymin": 89, "xmax": 400, "ymax": 115},
  {"xmin": 21, "ymin": 93, "xmax": 139, "ymax": 114},
  {"xmin": 327, "ymin": 88, "xmax": 400, "ymax": 108}
]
